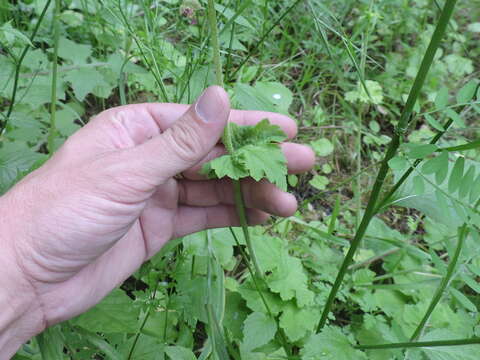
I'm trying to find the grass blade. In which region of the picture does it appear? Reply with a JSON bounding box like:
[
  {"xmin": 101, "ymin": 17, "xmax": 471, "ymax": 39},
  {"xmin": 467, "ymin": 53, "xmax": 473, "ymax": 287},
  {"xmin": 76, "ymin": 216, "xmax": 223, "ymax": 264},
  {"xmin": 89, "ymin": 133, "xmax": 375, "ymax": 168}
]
[{"xmin": 410, "ymin": 224, "xmax": 468, "ymax": 341}]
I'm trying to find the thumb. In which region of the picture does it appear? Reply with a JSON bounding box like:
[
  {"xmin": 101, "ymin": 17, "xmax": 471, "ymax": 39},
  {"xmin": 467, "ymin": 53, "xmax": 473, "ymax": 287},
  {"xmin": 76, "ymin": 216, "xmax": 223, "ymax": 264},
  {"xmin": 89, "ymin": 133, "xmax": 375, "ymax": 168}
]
[{"xmin": 126, "ymin": 86, "xmax": 230, "ymax": 184}]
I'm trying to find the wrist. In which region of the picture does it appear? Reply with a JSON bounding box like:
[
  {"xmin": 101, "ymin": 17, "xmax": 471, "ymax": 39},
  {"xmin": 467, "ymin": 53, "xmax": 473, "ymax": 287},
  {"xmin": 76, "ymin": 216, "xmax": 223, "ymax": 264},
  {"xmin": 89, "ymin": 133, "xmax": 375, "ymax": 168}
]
[{"xmin": 0, "ymin": 193, "xmax": 45, "ymax": 358}]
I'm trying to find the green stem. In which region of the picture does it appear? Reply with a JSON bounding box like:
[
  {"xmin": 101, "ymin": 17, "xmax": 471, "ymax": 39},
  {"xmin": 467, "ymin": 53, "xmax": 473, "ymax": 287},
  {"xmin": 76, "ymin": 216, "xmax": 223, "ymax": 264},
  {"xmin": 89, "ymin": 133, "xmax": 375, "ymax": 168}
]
[
  {"xmin": 207, "ymin": 0, "xmax": 262, "ymax": 279},
  {"xmin": 0, "ymin": 0, "xmax": 52, "ymax": 134},
  {"xmin": 356, "ymin": 338, "xmax": 480, "ymax": 350},
  {"xmin": 316, "ymin": 0, "xmax": 458, "ymax": 332},
  {"xmin": 47, "ymin": 0, "xmax": 60, "ymax": 154},
  {"xmin": 127, "ymin": 283, "xmax": 159, "ymax": 360},
  {"xmin": 233, "ymin": 180, "xmax": 263, "ymax": 276},
  {"xmin": 207, "ymin": 0, "xmax": 224, "ymax": 87},
  {"xmin": 410, "ymin": 224, "xmax": 468, "ymax": 341}
]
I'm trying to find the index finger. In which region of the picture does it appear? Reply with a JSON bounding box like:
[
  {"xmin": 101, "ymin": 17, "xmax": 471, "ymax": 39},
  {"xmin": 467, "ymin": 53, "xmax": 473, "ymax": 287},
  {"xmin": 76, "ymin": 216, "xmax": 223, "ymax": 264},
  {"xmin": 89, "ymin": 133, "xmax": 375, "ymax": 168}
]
[{"xmin": 144, "ymin": 103, "xmax": 298, "ymax": 139}]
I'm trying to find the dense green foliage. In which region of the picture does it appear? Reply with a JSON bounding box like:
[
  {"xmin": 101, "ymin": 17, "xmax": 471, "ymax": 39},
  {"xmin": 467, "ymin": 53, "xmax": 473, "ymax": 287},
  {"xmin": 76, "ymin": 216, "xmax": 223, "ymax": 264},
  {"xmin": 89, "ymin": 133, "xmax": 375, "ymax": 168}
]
[{"xmin": 2, "ymin": 0, "xmax": 480, "ymax": 359}]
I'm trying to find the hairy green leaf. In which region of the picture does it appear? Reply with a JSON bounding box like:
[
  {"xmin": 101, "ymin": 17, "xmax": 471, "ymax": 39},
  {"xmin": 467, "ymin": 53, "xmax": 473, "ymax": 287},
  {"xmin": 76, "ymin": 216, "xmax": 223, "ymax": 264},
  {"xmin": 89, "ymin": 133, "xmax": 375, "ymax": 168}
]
[{"xmin": 201, "ymin": 120, "xmax": 288, "ymax": 190}]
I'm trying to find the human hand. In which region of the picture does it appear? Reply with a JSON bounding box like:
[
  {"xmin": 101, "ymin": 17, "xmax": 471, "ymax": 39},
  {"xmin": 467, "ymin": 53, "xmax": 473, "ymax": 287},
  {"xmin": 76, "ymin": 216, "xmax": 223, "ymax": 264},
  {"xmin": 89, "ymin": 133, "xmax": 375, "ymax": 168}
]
[{"xmin": 0, "ymin": 86, "xmax": 315, "ymax": 355}]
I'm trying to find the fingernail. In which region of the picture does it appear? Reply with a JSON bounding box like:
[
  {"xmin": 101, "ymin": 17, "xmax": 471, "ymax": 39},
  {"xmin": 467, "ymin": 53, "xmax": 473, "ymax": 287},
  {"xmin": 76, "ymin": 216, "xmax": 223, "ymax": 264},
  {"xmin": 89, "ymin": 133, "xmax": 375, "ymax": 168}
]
[{"xmin": 195, "ymin": 86, "xmax": 229, "ymax": 123}]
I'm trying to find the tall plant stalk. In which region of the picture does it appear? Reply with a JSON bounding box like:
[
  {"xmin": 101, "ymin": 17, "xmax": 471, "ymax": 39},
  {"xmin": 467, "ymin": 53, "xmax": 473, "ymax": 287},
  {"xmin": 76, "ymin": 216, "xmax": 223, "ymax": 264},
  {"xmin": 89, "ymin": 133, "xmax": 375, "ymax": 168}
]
[
  {"xmin": 206, "ymin": 0, "xmax": 263, "ymax": 277},
  {"xmin": 317, "ymin": 0, "xmax": 458, "ymax": 332},
  {"xmin": 0, "ymin": 0, "xmax": 52, "ymax": 135},
  {"xmin": 47, "ymin": 0, "xmax": 61, "ymax": 154}
]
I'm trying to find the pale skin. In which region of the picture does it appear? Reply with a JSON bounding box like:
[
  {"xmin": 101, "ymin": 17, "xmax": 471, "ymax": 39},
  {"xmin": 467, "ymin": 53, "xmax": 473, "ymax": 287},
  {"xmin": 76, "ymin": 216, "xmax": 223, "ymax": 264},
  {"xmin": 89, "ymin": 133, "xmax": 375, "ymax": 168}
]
[{"xmin": 0, "ymin": 86, "xmax": 315, "ymax": 358}]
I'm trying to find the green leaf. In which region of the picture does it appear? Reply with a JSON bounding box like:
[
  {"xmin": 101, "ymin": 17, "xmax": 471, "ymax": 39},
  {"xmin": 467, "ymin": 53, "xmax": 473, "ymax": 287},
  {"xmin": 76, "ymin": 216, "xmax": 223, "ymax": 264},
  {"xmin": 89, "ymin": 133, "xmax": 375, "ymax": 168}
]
[
  {"xmin": 63, "ymin": 67, "xmax": 111, "ymax": 101},
  {"xmin": 448, "ymin": 157, "xmax": 465, "ymax": 194},
  {"xmin": 406, "ymin": 143, "xmax": 438, "ymax": 159},
  {"xmin": 234, "ymin": 82, "xmax": 293, "ymax": 114},
  {"xmin": 422, "ymin": 151, "xmax": 448, "ymax": 175},
  {"xmin": 301, "ymin": 326, "xmax": 368, "ymax": 360},
  {"xmin": 388, "ymin": 156, "xmax": 408, "ymax": 171},
  {"xmin": 74, "ymin": 327, "xmax": 122, "ymax": 360},
  {"xmin": 459, "ymin": 165, "xmax": 476, "ymax": 199},
  {"xmin": 445, "ymin": 108, "xmax": 466, "ymax": 128},
  {"xmin": 201, "ymin": 120, "xmax": 288, "ymax": 190},
  {"xmin": 311, "ymin": 138, "xmax": 334, "ymax": 157},
  {"xmin": 58, "ymin": 37, "xmax": 92, "ymax": 63},
  {"xmin": 252, "ymin": 235, "xmax": 286, "ymax": 273},
  {"xmin": 279, "ymin": 302, "xmax": 317, "ymax": 342},
  {"xmin": 456, "ymin": 80, "xmax": 479, "ymax": 104},
  {"xmin": 238, "ymin": 279, "xmax": 283, "ymax": 315},
  {"xmin": 224, "ymin": 292, "xmax": 249, "ymax": 341},
  {"xmin": 461, "ymin": 274, "xmax": 480, "ymax": 294},
  {"xmin": 0, "ymin": 141, "xmax": 46, "ymax": 195},
  {"xmin": 413, "ymin": 175, "xmax": 425, "ymax": 194},
  {"xmin": 0, "ymin": 21, "xmax": 32, "ymax": 47},
  {"xmin": 267, "ymin": 256, "xmax": 315, "ymax": 307},
  {"xmin": 435, "ymin": 87, "xmax": 449, "ymax": 109},
  {"xmin": 435, "ymin": 153, "xmax": 450, "ymax": 185},
  {"xmin": 37, "ymin": 325, "xmax": 64, "ymax": 360},
  {"xmin": 201, "ymin": 154, "xmax": 248, "ymax": 180},
  {"xmin": 468, "ymin": 264, "xmax": 480, "ymax": 277},
  {"xmin": 241, "ymin": 312, "xmax": 277, "ymax": 353},
  {"xmin": 309, "ymin": 175, "xmax": 329, "ymax": 191},
  {"xmin": 345, "ymin": 80, "xmax": 383, "ymax": 105},
  {"xmin": 416, "ymin": 329, "xmax": 480, "ymax": 360},
  {"xmin": 468, "ymin": 23, "xmax": 480, "ymax": 32},
  {"xmin": 230, "ymin": 119, "xmax": 287, "ymax": 148},
  {"xmin": 445, "ymin": 54, "xmax": 474, "ymax": 77},
  {"xmin": 118, "ymin": 336, "xmax": 165, "ymax": 360},
  {"xmin": 165, "ymin": 346, "xmax": 196, "ymax": 360},
  {"xmin": 425, "ymin": 113, "xmax": 445, "ymax": 131},
  {"xmin": 255, "ymin": 82, "xmax": 294, "ymax": 114},
  {"xmin": 72, "ymin": 289, "xmax": 140, "ymax": 333},
  {"xmin": 239, "ymin": 144, "xmax": 288, "ymax": 190},
  {"xmin": 469, "ymin": 174, "xmax": 480, "ymax": 203},
  {"xmin": 450, "ymin": 288, "xmax": 477, "ymax": 312}
]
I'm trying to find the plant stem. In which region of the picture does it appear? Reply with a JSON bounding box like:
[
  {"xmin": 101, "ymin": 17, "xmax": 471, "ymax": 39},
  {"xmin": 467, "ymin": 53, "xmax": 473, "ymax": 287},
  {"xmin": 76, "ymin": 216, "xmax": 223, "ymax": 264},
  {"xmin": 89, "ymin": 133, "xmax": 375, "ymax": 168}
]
[
  {"xmin": 207, "ymin": 0, "xmax": 263, "ymax": 278},
  {"xmin": 0, "ymin": 0, "xmax": 52, "ymax": 135},
  {"xmin": 233, "ymin": 180, "xmax": 263, "ymax": 275},
  {"xmin": 47, "ymin": 0, "xmax": 60, "ymax": 154},
  {"xmin": 356, "ymin": 338, "xmax": 480, "ymax": 350},
  {"xmin": 316, "ymin": 0, "xmax": 458, "ymax": 332},
  {"xmin": 207, "ymin": 0, "xmax": 224, "ymax": 86},
  {"xmin": 127, "ymin": 283, "xmax": 159, "ymax": 360},
  {"xmin": 409, "ymin": 224, "xmax": 467, "ymax": 341}
]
